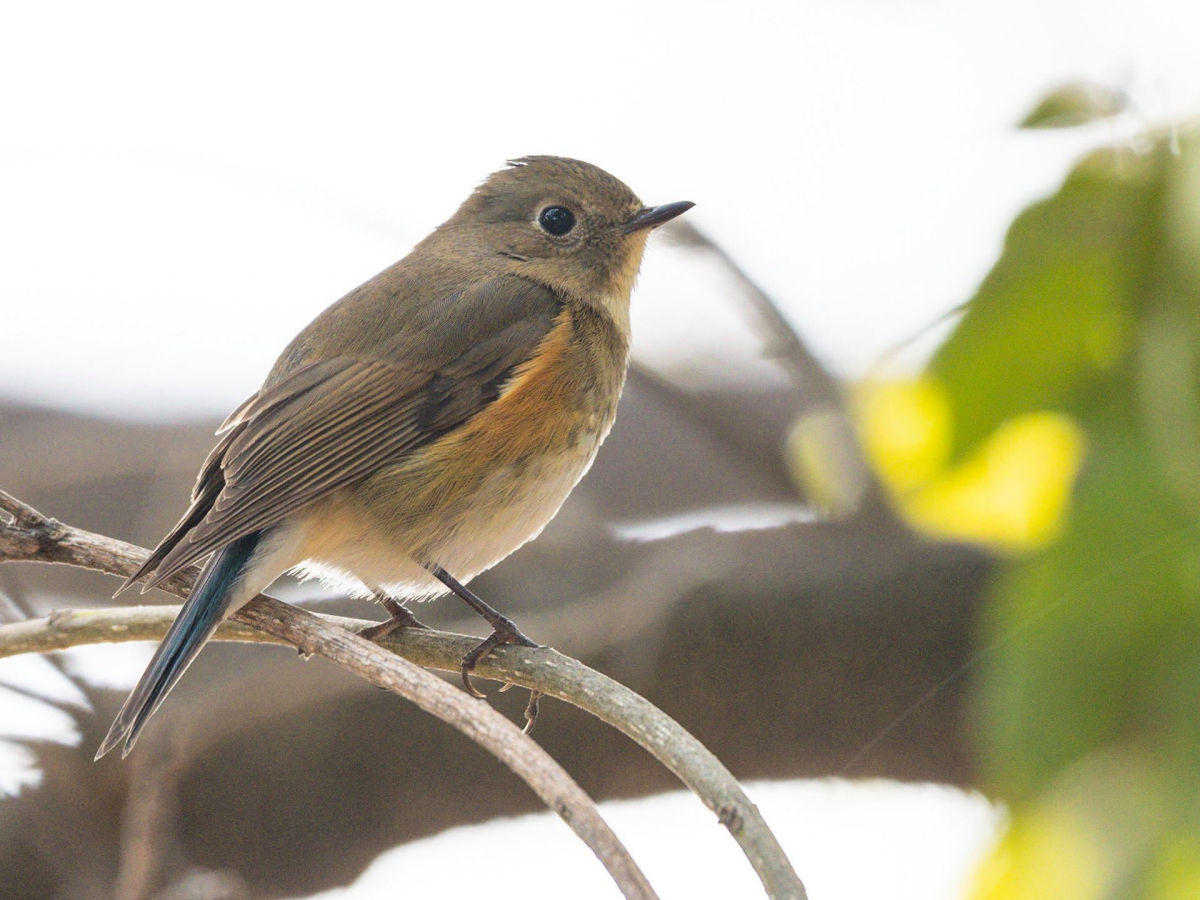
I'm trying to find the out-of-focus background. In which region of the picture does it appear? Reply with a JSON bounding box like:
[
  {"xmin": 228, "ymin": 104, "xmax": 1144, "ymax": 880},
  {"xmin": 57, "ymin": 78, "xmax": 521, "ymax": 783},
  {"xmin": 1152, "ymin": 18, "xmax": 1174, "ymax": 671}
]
[{"xmin": 3, "ymin": 2, "xmax": 1200, "ymax": 898}]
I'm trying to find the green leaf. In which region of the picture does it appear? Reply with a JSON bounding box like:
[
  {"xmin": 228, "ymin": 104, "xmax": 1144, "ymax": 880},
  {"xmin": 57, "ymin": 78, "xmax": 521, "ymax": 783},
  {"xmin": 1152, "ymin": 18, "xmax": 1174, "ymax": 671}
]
[
  {"xmin": 930, "ymin": 144, "xmax": 1166, "ymax": 457},
  {"xmin": 972, "ymin": 427, "xmax": 1200, "ymax": 800},
  {"xmin": 927, "ymin": 120, "xmax": 1200, "ymax": 896},
  {"xmin": 1019, "ymin": 82, "xmax": 1127, "ymax": 129}
]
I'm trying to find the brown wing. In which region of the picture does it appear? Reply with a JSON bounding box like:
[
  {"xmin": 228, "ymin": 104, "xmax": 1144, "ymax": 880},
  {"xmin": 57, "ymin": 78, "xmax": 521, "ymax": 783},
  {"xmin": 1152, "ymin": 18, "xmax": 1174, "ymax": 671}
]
[{"xmin": 122, "ymin": 276, "xmax": 563, "ymax": 594}]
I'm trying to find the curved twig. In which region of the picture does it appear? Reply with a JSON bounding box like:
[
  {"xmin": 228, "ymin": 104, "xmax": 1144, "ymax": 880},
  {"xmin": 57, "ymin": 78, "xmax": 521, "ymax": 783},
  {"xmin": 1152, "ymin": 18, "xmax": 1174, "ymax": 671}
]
[
  {"xmin": 0, "ymin": 489, "xmax": 807, "ymax": 899},
  {"xmin": 0, "ymin": 491, "xmax": 657, "ymax": 900}
]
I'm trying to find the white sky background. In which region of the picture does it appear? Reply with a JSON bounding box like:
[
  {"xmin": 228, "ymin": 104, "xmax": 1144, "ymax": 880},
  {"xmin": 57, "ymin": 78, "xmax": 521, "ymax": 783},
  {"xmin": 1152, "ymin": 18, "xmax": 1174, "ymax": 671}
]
[
  {"xmin": 3, "ymin": 0, "xmax": 1198, "ymax": 418},
  {"xmin": 3, "ymin": 1, "xmax": 1200, "ymax": 897}
]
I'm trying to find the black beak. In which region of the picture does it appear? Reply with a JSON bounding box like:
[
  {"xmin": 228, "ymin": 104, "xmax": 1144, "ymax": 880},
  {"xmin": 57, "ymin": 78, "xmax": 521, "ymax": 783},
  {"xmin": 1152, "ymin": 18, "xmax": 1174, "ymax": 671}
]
[{"xmin": 622, "ymin": 200, "xmax": 695, "ymax": 233}]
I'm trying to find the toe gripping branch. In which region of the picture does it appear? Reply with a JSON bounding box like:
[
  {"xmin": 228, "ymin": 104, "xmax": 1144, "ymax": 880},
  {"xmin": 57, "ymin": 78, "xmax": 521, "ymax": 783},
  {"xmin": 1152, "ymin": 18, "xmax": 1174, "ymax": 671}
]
[{"xmin": 428, "ymin": 565, "xmax": 542, "ymax": 728}]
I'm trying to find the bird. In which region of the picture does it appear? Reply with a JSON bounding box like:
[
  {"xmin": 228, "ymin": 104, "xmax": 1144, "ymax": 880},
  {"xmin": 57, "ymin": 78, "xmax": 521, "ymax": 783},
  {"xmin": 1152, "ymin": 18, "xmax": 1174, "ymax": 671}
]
[{"xmin": 96, "ymin": 155, "xmax": 693, "ymax": 759}]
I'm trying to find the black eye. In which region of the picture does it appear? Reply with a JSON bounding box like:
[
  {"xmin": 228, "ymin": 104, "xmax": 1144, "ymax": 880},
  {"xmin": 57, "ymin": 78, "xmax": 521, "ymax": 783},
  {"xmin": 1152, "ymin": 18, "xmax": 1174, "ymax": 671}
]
[{"xmin": 537, "ymin": 205, "xmax": 576, "ymax": 236}]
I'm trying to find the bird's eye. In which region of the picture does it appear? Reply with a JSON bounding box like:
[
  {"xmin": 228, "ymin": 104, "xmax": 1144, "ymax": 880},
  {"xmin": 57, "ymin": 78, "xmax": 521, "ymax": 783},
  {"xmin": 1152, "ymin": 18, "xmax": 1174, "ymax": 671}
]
[{"xmin": 537, "ymin": 205, "xmax": 576, "ymax": 236}]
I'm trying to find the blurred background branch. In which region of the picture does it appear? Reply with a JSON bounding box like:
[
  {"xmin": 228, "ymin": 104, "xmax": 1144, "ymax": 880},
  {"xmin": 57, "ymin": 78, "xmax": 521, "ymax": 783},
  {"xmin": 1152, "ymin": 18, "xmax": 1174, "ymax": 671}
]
[
  {"xmin": 0, "ymin": 490, "xmax": 805, "ymax": 900},
  {"xmin": 6, "ymin": 4, "xmax": 1198, "ymax": 888},
  {"xmin": 0, "ymin": 212, "xmax": 991, "ymax": 900},
  {"xmin": 667, "ymin": 221, "xmax": 886, "ymax": 518}
]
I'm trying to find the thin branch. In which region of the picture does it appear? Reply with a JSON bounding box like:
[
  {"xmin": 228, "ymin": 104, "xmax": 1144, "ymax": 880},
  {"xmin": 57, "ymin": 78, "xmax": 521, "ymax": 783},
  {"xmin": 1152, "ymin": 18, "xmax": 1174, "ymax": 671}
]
[
  {"xmin": 0, "ymin": 489, "xmax": 807, "ymax": 900},
  {"xmin": 0, "ymin": 490, "xmax": 658, "ymax": 900},
  {"xmin": 669, "ymin": 220, "xmax": 887, "ymax": 517},
  {"xmin": 667, "ymin": 220, "xmax": 837, "ymax": 405}
]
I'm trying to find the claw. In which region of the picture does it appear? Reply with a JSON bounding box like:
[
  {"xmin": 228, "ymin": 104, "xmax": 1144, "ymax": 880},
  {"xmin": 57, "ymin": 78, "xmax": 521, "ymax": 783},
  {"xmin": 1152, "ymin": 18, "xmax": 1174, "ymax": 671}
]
[
  {"xmin": 523, "ymin": 691, "xmax": 543, "ymax": 734},
  {"xmin": 461, "ymin": 666, "xmax": 489, "ymax": 699},
  {"xmin": 422, "ymin": 566, "xmax": 541, "ymax": 704},
  {"xmin": 459, "ymin": 618, "xmax": 539, "ymax": 699}
]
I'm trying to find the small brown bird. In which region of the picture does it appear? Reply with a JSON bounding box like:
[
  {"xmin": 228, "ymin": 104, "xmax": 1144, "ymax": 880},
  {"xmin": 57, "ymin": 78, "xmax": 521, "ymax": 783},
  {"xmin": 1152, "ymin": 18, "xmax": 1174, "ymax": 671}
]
[{"xmin": 97, "ymin": 156, "xmax": 693, "ymax": 758}]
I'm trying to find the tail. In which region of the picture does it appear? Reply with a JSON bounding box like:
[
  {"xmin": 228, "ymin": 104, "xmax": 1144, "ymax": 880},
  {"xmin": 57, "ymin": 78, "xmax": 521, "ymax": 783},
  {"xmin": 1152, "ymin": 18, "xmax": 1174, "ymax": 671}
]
[{"xmin": 95, "ymin": 531, "xmax": 262, "ymax": 760}]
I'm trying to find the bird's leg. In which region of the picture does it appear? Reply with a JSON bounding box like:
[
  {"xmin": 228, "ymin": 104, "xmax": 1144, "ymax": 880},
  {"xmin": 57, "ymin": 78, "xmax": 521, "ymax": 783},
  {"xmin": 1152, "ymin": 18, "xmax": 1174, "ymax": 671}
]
[
  {"xmin": 357, "ymin": 591, "xmax": 429, "ymax": 642},
  {"xmin": 428, "ymin": 564, "xmax": 539, "ymax": 699}
]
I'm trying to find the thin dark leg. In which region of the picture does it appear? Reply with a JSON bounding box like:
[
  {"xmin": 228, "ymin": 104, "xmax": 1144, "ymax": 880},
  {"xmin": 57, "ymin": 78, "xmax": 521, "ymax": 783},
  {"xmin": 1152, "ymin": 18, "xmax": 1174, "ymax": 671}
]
[
  {"xmin": 358, "ymin": 592, "xmax": 429, "ymax": 642},
  {"xmin": 428, "ymin": 564, "xmax": 539, "ymax": 697}
]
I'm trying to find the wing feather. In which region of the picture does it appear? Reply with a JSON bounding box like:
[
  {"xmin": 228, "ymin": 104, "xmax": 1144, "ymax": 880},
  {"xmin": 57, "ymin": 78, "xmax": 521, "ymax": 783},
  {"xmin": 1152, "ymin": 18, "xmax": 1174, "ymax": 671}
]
[{"xmin": 129, "ymin": 276, "xmax": 563, "ymax": 594}]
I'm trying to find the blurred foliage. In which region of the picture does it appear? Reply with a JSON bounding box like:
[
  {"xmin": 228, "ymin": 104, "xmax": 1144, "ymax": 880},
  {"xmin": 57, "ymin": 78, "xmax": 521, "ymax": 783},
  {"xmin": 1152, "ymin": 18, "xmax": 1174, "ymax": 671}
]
[
  {"xmin": 865, "ymin": 102, "xmax": 1200, "ymax": 898},
  {"xmin": 856, "ymin": 379, "xmax": 1084, "ymax": 550},
  {"xmin": 784, "ymin": 410, "xmax": 872, "ymax": 517},
  {"xmin": 1018, "ymin": 81, "xmax": 1128, "ymax": 130}
]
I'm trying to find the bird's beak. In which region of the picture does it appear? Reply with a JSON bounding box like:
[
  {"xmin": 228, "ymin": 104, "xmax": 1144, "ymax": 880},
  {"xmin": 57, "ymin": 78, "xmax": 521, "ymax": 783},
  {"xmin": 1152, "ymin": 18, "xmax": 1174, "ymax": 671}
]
[{"xmin": 622, "ymin": 200, "xmax": 695, "ymax": 233}]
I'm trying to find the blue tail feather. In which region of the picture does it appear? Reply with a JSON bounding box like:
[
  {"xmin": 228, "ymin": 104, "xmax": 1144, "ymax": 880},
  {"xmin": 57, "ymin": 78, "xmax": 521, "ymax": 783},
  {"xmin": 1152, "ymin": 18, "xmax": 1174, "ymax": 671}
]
[{"xmin": 96, "ymin": 531, "xmax": 262, "ymax": 760}]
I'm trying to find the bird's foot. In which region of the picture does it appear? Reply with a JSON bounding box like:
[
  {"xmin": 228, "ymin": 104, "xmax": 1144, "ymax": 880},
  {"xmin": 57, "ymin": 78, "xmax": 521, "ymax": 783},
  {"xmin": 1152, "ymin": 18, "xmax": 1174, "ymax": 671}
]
[
  {"xmin": 358, "ymin": 596, "xmax": 429, "ymax": 642},
  {"xmin": 460, "ymin": 615, "xmax": 539, "ymax": 699}
]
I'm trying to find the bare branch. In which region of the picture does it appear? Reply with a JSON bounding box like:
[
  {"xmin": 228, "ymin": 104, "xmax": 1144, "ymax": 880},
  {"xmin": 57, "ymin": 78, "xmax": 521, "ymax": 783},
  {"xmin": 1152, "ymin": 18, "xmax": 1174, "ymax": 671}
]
[
  {"xmin": 0, "ymin": 490, "xmax": 807, "ymax": 899},
  {"xmin": 0, "ymin": 491, "xmax": 658, "ymax": 900}
]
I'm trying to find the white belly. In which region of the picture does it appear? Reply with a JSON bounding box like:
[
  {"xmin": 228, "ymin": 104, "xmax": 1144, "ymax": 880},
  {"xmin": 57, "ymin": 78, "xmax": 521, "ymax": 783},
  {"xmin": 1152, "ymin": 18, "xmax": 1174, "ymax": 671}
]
[{"xmin": 284, "ymin": 429, "xmax": 605, "ymax": 600}]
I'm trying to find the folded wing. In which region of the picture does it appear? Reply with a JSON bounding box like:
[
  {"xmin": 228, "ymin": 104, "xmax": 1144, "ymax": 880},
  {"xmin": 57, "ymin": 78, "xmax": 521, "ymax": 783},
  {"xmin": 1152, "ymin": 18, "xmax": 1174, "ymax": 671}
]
[{"xmin": 121, "ymin": 276, "xmax": 563, "ymax": 594}]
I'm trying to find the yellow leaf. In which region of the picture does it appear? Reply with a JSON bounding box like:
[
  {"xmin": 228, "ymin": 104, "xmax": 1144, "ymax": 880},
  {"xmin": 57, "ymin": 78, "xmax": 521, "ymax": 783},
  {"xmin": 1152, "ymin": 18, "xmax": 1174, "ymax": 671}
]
[
  {"xmin": 970, "ymin": 806, "xmax": 1108, "ymax": 900},
  {"xmin": 854, "ymin": 377, "xmax": 1085, "ymax": 551},
  {"xmin": 784, "ymin": 411, "xmax": 870, "ymax": 517},
  {"xmin": 907, "ymin": 413, "xmax": 1086, "ymax": 551},
  {"xmin": 855, "ymin": 378, "xmax": 952, "ymax": 493}
]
